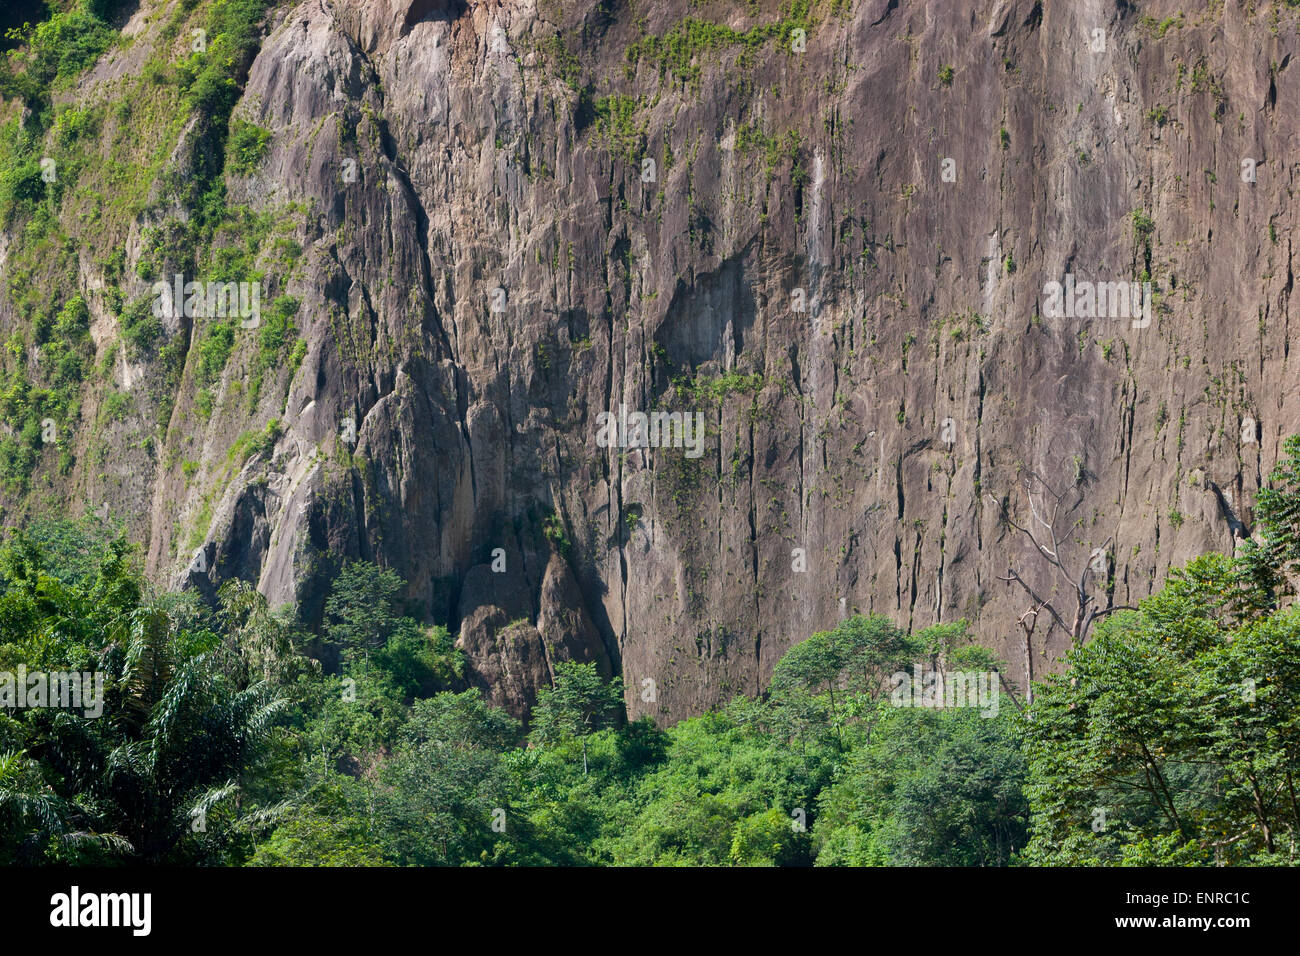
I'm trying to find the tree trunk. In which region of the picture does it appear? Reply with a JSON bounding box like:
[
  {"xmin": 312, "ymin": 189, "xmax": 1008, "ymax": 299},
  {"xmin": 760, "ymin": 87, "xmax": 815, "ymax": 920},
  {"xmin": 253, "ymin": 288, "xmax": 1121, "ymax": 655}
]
[{"xmin": 1023, "ymin": 630, "xmax": 1034, "ymax": 705}]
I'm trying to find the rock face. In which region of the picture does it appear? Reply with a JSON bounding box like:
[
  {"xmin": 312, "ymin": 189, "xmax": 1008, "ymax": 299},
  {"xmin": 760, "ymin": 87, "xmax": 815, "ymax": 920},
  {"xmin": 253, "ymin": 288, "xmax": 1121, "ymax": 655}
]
[{"xmin": 4, "ymin": 0, "xmax": 1300, "ymax": 721}]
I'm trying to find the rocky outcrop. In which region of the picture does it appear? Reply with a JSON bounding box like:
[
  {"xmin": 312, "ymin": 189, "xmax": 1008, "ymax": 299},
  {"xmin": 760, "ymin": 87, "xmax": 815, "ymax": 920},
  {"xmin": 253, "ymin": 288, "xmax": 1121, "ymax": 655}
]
[{"xmin": 5, "ymin": 0, "xmax": 1300, "ymax": 721}]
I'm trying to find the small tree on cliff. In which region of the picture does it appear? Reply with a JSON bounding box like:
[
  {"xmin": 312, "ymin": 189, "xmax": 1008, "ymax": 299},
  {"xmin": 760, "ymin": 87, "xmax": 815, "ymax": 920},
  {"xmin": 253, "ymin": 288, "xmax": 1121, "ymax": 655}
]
[
  {"xmin": 529, "ymin": 662, "xmax": 624, "ymax": 775},
  {"xmin": 1232, "ymin": 434, "xmax": 1300, "ymax": 618},
  {"xmin": 324, "ymin": 561, "xmax": 406, "ymax": 666}
]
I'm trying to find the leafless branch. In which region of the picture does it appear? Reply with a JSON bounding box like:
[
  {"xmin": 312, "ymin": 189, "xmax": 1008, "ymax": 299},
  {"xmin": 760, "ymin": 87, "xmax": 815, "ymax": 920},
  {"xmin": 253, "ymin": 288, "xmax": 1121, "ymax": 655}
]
[{"xmin": 988, "ymin": 468, "xmax": 1128, "ymax": 650}]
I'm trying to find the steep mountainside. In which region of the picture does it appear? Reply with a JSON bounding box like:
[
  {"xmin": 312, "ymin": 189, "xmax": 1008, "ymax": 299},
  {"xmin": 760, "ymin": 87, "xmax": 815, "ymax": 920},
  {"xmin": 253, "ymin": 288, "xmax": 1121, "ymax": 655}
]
[{"xmin": 3, "ymin": 0, "xmax": 1299, "ymax": 721}]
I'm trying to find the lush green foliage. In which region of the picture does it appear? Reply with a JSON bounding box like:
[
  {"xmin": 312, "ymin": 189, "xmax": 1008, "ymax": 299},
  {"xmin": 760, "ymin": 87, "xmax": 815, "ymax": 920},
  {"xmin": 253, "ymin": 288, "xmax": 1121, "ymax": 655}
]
[
  {"xmin": 0, "ymin": 523, "xmax": 299, "ymax": 863},
  {"xmin": 226, "ymin": 118, "xmax": 271, "ymax": 175},
  {"xmin": 8, "ymin": 433, "xmax": 1300, "ymax": 866},
  {"xmin": 0, "ymin": 520, "xmax": 1027, "ymax": 866},
  {"xmin": 1020, "ymin": 439, "xmax": 1300, "ymax": 864}
]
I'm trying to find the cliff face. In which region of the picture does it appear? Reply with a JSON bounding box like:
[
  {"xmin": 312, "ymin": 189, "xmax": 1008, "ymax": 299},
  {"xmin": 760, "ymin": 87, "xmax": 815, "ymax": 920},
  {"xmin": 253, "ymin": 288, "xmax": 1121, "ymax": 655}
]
[{"xmin": 3, "ymin": 0, "xmax": 1299, "ymax": 721}]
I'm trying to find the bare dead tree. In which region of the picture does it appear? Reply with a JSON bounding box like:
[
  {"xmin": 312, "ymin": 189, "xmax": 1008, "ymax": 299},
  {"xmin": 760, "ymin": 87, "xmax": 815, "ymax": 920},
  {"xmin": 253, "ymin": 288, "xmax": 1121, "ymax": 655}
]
[
  {"xmin": 1015, "ymin": 604, "xmax": 1044, "ymax": 705},
  {"xmin": 987, "ymin": 471, "xmax": 1137, "ymax": 699}
]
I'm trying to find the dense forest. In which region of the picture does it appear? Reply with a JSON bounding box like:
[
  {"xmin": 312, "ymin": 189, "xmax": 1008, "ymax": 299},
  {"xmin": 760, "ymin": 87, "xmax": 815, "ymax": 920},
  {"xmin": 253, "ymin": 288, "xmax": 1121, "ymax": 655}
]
[{"xmin": 3, "ymin": 437, "xmax": 1299, "ymax": 867}]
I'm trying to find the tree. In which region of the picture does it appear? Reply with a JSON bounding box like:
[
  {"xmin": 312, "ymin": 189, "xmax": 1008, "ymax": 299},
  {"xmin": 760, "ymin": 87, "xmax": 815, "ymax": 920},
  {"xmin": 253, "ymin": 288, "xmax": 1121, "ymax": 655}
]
[
  {"xmin": 372, "ymin": 691, "xmax": 520, "ymax": 865},
  {"xmin": 0, "ymin": 529, "xmax": 291, "ymax": 864},
  {"xmin": 368, "ymin": 621, "xmax": 463, "ymax": 701},
  {"xmin": 598, "ymin": 703, "xmax": 822, "ymax": 866},
  {"xmin": 813, "ymin": 706, "xmax": 1028, "ymax": 866},
  {"xmin": 769, "ymin": 614, "xmax": 919, "ymax": 753},
  {"xmin": 217, "ymin": 579, "xmax": 314, "ymax": 688},
  {"xmin": 1023, "ymin": 553, "xmax": 1300, "ymax": 865},
  {"xmin": 529, "ymin": 662, "xmax": 623, "ymax": 775},
  {"xmin": 250, "ymin": 809, "xmax": 384, "ymax": 866},
  {"xmin": 988, "ymin": 469, "xmax": 1134, "ymax": 699},
  {"xmin": 730, "ymin": 807, "xmax": 808, "ymax": 866},
  {"xmin": 1231, "ymin": 435, "xmax": 1300, "ymax": 618},
  {"xmin": 323, "ymin": 561, "xmax": 407, "ymax": 667}
]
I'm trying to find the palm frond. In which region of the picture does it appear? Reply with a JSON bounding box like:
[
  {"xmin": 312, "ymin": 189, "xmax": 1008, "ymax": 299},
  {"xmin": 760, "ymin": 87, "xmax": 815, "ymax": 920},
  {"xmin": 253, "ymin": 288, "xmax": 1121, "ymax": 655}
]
[{"xmin": 58, "ymin": 830, "xmax": 134, "ymax": 855}]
